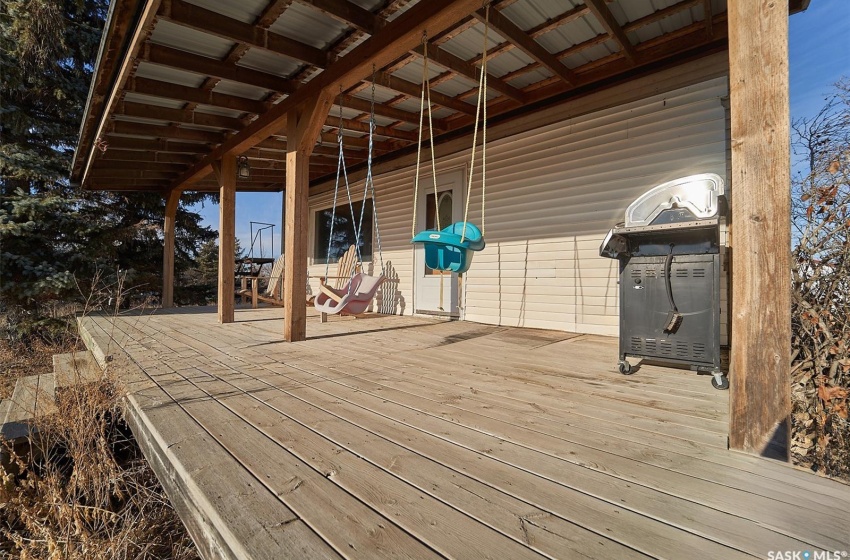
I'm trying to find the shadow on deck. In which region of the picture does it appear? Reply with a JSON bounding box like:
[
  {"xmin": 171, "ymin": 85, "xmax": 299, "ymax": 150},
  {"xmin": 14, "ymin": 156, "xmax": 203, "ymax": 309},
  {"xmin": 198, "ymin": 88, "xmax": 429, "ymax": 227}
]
[{"xmin": 78, "ymin": 306, "xmax": 850, "ymax": 560}]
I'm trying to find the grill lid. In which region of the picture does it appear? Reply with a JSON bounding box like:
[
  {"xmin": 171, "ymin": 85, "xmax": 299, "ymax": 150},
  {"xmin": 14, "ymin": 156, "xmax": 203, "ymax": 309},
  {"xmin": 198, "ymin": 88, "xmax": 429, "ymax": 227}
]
[{"xmin": 625, "ymin": 174, "xmax": 725, "ymax": 227}]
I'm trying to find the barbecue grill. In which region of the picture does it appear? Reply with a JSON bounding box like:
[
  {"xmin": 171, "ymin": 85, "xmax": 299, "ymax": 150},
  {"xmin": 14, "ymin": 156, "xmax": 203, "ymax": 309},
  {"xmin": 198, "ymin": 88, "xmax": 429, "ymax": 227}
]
[{"xmin": 599, "ymin": 173, "xmax": 727, "ymax": 390}]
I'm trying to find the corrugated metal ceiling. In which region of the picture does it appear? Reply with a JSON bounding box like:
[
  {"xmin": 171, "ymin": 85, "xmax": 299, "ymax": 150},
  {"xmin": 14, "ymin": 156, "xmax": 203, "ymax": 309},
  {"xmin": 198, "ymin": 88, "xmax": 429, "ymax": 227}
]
[{"xmin": 77, "ymin": 0, "xmax": 731, "ymax": 192}]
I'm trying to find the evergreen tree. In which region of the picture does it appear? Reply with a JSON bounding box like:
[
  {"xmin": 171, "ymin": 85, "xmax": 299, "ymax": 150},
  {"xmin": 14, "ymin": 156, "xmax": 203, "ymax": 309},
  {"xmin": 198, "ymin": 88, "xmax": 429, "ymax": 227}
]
[
  {"xmin": 182, "ymin": 238, "xmax": 245, "ymax": 304},
  {"xmin": 1, "ymin": 0, "xmax": 107, "ymax": 309},
  {"xmin": 0, "ymin": 0, "xmax": 217, "ymax": 325}
]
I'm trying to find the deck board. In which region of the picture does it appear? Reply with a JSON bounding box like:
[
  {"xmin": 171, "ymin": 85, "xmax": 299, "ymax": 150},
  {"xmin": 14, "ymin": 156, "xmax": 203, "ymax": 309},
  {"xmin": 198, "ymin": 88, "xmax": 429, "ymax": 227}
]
[{"xmin": 78, "ymin": 307, "xmax": 850, "ymax": 559}]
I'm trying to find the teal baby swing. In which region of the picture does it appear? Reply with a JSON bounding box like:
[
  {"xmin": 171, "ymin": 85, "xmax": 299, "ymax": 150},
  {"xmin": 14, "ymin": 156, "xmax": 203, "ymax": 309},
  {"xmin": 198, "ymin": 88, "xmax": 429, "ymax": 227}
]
[{"xmin": 410, "ymin": 7, "xmax": 490, "ymax": 274}]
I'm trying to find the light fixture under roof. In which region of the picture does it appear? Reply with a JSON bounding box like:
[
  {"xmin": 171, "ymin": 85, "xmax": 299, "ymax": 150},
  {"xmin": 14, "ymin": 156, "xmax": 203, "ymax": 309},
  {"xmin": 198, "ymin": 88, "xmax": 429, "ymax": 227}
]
[{"xmin": 237, "ymin": 156, "xmax": 251, "ymax": 180}]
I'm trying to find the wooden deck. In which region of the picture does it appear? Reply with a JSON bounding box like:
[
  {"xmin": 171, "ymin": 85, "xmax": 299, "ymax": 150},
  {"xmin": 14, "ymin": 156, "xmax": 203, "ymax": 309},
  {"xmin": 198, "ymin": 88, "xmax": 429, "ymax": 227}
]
[{"xmin": 78, "ymin": 306, "xmax": 850, "ymax": 560}]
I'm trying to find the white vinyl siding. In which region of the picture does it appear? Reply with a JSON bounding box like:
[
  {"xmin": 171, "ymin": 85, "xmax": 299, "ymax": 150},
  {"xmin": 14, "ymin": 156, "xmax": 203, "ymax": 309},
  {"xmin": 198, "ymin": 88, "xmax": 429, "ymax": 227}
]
[{"xmin": 308, "ymin": 75, "xmax": 729, "ymax": 339}]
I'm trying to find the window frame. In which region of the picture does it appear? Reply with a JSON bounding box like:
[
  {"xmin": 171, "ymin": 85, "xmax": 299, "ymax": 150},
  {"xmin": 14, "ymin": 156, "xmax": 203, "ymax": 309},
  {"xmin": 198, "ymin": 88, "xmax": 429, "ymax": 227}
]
[{"xmin": 311, "ymin": 197, "xmax": 375, "ymax": 266}]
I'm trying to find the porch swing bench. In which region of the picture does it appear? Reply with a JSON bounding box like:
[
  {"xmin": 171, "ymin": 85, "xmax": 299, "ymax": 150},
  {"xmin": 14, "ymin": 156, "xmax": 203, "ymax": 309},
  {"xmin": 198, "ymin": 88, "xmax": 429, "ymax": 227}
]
[
  {"xmin": 313, "ymin": 74, "xmax": 387, "ymax": 318},
  {"xmin": 314, "ymin": 272, "xmax": 385, "ymax": 316}
]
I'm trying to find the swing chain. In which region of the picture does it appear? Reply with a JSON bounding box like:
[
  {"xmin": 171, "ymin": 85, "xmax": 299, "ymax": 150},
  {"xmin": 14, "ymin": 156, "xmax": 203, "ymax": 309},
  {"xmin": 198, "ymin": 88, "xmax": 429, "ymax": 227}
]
[
  {"xmin": 368, "ymin": 64, "xmax": 385, "ymax": 273},
  {"xmin": 326, "ymin": 89, "xmax": 347, "ymax": 280},
  {"xmin": 327, "ymin": 89, "xmax": 361, "ymax": 280}
]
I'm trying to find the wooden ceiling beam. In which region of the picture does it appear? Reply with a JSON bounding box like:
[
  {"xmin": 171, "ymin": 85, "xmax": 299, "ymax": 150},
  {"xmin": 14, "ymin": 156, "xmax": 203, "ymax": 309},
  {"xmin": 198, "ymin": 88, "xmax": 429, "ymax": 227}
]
[
  {"xmin": 257, "ymin": 0, "xmax": 295, "ymax": 28},
  {"xmin": 170, "ymin": 0, "xmax": 489, "ymax": 189},
  {"xmin": 88, "ymin": 181, "xmax": 170, "ymax": 191},
  {"xmin": 116, "ymin": 100, "xmax": 245, "ymax": 130},
  {"xmin": 374, "ymin": 71, "xmax": 476, "ymax": 115},
  {"xmin": 339, "ymin": 94, "xmax": 446, "ymax": 130},
  {"xmin": 100, "ymin": 136, "xmax": 209, "ymax": 153},
  {"xmin": 319, "ymin": 132, "xmax": 402, "ymax": 152},
  {"xmin": 244, "ymin": 169, "xmax": 287, "ymax": 177},
  {"xmin": 324, "ymin": 117, "xmax": 419, "ymax": 141},
  {"xmin": 199, "ymin": 176, "xmax": 284, "ymax": 184},
  {"xmin": 622, "ymin": 0, "xmax": 702, "ymax": 34},
  {"xmin": 468, "ymin": 4, "xmax": 591, "ymax": 67},
  {"xmin": 128, "ymin": 77, "xmax": 266, "ymax": 114},
  {"xmin": 175, "ymin": 0, "xmax": 296, "ymax": 119},
  {"xmin": 108, "ymin": 120, "xmax": 227, "ymax": 144},
  {"xmin": 158, "ymin": 0, "xmax": 327, "ymax": 68},
  {"xmin": 297, "ymin": 0, "xmax": 380, "ymax": 33},
  {"xmin": 412, "ymin": 44, "xmax": 526, "ymax": 103},
  {"xmin": 431, "ymin": 0, "xmax": 519, "ymax": 46},
  {"xmin": 703, "ymin": 0, "xmax": 713, "ymax": 37},
  {"xmin": 255, "ymin": 137, "xmax": 365, "ymax": 157},
  {"xmin": 141, "ymin": 43, "xmax": 295, "ymax": 94},
  {"xmin": 584, "ymin": 0, "xmax": 638, "ymax": 62},
  {"xmin": 93, "ymin": 160, "xmax": 187, "ymax": 172},
  {"xmin": 476, "ymin": 7, "xmax": 577, "ymax": 86},
  {"xmin": 533, "ymin": 5, "xmax": 590, "ymax": 36},
  {"xmin": 304, "ymin": 0, "xmax": 524, "ymax": 104},
  {"xmin": 483, "ymin": 0, "xmax": 703, "ymax": 93},
  {"xmin": 496, "ymin": 33, "xmax": 607, "ymax": 85},
  {"xmin": 255, "ymin": 137, "xmax": 289, "ymax": 151},
  {"xmin": 90, "ymin": 169, "xmax": 179, "ymax": 180},
  {"xmin": 446, "ymin": 13, "xmax": 727, "ymax": 130},
  {"xmin": 553, "ymin": 15, "xmax": 727, "ymax": 103},
  {"xmin": 77, "ymin": 0, "xmax": 163, "ymax": 186},
  {"xmin": 252, "ymin": 138, "xmax": 362, "ymax": 159},
  {"xmin": 97, "ymin": 149, "xmax": 197, "ymax": 164}
]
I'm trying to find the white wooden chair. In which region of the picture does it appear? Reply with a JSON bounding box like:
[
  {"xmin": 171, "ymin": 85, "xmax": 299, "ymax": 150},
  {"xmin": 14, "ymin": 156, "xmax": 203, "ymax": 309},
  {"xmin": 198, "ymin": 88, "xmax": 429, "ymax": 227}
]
[{"xmin": 239, "ymin": 255, "xmax": 285, "ymax": 308}]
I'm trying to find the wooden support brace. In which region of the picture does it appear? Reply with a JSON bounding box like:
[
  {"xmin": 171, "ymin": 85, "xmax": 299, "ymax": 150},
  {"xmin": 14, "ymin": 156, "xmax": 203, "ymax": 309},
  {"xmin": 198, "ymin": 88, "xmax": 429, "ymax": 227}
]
[
  {"xmin": 728, "ymin": 0, "xmax": 791, "ymax": 455},
  {"xmin": 283, "ymin": 93, "xmax": 333, "ymax": 342},
  {"xmin": 162, "ymin": 189, "xmax": 181, "ymax": 308}
]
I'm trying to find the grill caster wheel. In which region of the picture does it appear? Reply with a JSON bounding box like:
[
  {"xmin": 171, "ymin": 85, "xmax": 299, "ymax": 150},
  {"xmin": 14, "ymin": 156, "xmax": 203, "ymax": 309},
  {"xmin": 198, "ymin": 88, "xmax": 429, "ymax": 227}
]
[
  {"xmin": 711, "ymin": 374, "xmax": 729, "ymax": 390},
  {"xmin": 618, "ymin": 361, "xmax": 633, "ymax": 375}
]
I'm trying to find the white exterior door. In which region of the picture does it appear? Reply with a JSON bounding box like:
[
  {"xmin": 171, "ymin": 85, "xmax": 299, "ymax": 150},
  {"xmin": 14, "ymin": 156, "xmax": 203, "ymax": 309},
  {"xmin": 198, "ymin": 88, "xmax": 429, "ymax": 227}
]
[{"xmin": 414, "ymin": 169, "xmax": 464, "ymax": 316}]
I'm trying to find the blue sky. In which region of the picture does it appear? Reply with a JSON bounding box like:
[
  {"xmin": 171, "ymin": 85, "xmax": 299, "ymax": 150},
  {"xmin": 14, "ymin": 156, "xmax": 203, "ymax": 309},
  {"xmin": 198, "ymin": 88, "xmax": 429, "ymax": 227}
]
[
  {"xmin": 193, "ymin": 1, "xmax": 850, "ymax": 255},
  {"xmin": 789, "ymin": 0, "xmax": 849, "ymax": 122}
]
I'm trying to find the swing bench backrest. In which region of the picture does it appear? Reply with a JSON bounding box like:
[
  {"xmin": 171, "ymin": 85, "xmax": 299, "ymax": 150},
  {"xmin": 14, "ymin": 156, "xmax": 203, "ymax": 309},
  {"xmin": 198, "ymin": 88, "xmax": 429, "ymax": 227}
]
[{"xmin": 320, "ymin": 244, "xmax": 360, "ymax": 289}]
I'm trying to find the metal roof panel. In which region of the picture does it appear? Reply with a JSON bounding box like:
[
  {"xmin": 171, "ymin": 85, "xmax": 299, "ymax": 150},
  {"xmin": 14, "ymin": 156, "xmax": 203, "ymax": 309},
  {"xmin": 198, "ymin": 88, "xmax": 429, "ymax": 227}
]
[
  {"xmin": 506, "ymin": 67, "xmax": 552, "ymax": 89},
  {"xmin": 430, "ymin": 75, "xmax": 478, "ymax": 98},
  {"xmin": 123, "ymin": 93, "xmax": 186, "ymax": 110},
  {"xmin": 195, "ymin": 106, "xmax": 246, "ymax": 118},
  {"xmin": 148, "ymin": 19, "xmax": 234, "ymax": 59},
  {"xmin": 183, "ymin": 0, "xmax": 267, "ymax": 24},
  {"xmin": 268, "ymin": 2, "xmax": 348, "ymax": 49},
  {"xmin": 502, "ymin": 0, "xmax": 585, "ymax": 30},
  {"xmin": 213, "ymin": 79, "xmax": 271, "ymax": 101},
  {"xmin": 562, "ymin": 39, "xmax": 620, "ymax": 68},
  {"xmin": 134, "ymin": 62, "xmax": 206, "ymax": 88},
  {"xmin": 237, "ymin": 48, "xmax": 304, "ymax": 78}
]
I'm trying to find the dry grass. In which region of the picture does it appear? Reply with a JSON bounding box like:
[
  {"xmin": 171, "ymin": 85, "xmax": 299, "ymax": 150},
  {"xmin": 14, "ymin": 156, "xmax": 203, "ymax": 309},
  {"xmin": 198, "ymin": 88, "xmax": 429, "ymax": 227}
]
[
  {"xmin": 0, "ymin": 338, "xmax": 70, "ymax": 400},
  {"xmin": 0, "ymin": 330, "xmax": 199, "ymax": 559}
]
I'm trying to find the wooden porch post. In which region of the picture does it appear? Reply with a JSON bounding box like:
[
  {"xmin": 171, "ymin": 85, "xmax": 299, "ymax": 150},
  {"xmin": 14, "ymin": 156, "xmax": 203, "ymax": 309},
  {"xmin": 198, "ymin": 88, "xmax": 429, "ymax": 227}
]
[
  {"xmin": 728, "ymin": 0, "xmax": 791, "ymax": 454},
  {"xmin": 283, "ymin": 93, "xmax": 333, "ymax": 342},
  {"xmin": 216, "ymin": 155, "xmax": 237, "ymax": 324},
  {"xmin": 161, "ymin": 189, "xmax": 181, "ymax": 308}
]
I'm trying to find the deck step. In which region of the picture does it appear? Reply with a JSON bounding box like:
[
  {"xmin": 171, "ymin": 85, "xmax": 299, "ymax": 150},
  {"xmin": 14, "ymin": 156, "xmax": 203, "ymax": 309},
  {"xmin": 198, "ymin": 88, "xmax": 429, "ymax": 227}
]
[
  {"xmin": 1, "ymin": 352, "xmax": 104, "ymax": 445},
  {"xmin": 53, "ymin": 351, "xmax": 103, "ymax": 389},
  {"xmin": 0, "ymin": 373, "xmax": 57, "ymax": 442}
]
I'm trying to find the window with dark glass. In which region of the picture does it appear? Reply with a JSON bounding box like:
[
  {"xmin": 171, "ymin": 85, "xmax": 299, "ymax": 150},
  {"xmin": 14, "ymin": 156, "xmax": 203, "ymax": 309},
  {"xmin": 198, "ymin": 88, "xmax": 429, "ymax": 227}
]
[{"xmin": 314, "ymin": 200, "xmax": 373, "ymax": 264}]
